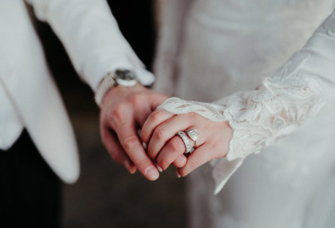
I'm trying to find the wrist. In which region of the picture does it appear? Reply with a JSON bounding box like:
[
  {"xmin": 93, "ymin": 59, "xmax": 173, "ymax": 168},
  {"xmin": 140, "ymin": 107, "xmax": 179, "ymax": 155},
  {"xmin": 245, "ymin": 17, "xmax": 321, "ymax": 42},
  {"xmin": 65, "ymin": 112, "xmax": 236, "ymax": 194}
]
[{"xmin": 95, "ymin": 69, "xmax": 139, "ymax": 107}]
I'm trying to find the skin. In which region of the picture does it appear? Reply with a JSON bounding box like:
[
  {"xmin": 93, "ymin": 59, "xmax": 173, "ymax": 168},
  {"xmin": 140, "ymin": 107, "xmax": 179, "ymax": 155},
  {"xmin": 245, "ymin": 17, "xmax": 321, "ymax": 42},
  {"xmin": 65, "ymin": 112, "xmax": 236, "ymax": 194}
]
[
  {"xmin": 141, "ymin": 109, "xmax": 234, "ymax": 177},
  {"xmin": 100, "ymin": 84, "xmax": 169, "ymax": 180}
]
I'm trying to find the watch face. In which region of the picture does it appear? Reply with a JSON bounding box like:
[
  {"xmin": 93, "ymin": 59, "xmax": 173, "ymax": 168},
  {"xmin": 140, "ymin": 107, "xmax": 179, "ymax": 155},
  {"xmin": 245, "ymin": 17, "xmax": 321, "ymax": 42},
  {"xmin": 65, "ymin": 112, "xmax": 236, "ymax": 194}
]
[
  {"xmin": 115, "ymin": 69, "xmax": 137, "ymax": 87},
  {"xmin": 115, "ymin": 69, "xmax": 136, "ymax": 81}
]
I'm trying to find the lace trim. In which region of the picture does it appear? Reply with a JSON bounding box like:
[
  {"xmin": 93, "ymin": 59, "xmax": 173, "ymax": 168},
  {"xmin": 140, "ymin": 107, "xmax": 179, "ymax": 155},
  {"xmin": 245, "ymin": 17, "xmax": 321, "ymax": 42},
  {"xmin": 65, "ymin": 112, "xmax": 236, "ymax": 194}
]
[
  {"xmin": 157, "ymin": 52, "xmax": 326, "ymax": 162},
  {"xmin": 157, "ymin": 98, "xmax": 227, "ymax": 122},
  {"xmin": 220, "ymin": 53, "xmax": 326, "ymax": 160}
]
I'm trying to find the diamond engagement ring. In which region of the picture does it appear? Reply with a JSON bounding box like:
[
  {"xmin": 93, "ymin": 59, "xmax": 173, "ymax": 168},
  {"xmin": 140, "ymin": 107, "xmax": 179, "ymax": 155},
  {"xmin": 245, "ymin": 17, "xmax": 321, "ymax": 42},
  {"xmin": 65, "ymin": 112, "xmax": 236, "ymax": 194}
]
[
  {"xmin": 185, "ymin": 129, "xmax": 199, "ymax": 147},
  {"xmin": 176, "ymin": 131, "xmax": 193, "ymax": 154}
]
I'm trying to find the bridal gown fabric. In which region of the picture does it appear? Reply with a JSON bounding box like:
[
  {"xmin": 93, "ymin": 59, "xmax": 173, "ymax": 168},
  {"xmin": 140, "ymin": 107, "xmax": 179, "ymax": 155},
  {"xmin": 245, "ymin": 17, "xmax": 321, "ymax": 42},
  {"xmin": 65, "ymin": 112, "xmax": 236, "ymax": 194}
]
[{"xmin": 154, "ymin": 1, "xmax": 335, "ymax": 228}]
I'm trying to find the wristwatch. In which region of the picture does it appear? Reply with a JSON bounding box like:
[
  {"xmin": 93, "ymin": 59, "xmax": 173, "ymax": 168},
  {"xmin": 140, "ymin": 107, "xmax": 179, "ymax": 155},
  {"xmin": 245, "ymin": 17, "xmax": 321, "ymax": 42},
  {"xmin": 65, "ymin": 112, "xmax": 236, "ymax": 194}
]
[{"xmin": 95, "ymin": 69, "xmax": 138, "ymax": 107}]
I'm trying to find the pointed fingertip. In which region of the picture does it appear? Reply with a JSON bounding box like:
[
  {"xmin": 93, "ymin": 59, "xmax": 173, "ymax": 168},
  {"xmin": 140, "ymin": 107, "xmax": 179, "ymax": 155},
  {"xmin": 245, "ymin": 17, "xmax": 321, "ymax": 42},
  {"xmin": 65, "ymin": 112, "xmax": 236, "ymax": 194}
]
[
  {"xmin": 142, "ymin": 142, "xmax": 148, "ymax": 150},
  {"xmin": 157, "ymin": 165, "xmax": 163, "ymax": 172},
  {"xmin": 145, "ymin": 166, "xmax": 159, "ymax": 180}
]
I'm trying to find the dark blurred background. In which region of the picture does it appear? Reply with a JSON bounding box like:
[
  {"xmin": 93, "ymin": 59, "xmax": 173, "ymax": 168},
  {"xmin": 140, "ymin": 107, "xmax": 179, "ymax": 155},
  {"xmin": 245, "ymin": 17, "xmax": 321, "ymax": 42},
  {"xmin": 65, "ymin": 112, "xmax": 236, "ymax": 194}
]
[{"xmin": 33, "ymin": 1, "xmax": 186, "ymax": 227}]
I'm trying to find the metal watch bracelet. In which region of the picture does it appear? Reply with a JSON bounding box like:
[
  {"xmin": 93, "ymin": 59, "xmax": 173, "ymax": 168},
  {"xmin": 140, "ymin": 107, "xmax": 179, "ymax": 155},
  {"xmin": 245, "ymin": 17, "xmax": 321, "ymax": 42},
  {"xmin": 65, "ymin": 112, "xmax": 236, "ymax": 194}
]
[
  {"xmin": 94, "ymin": 69, "xmax": 139, "ymax": 107},
  {"xmin": 94, "ymin": 72, "xmax": 117, "ymax": 108}
]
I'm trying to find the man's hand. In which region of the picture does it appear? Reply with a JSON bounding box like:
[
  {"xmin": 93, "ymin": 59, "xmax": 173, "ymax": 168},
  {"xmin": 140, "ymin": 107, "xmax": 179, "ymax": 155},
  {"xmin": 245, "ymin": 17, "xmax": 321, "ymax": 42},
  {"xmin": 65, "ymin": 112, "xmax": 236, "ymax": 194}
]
[{"xmin": 100, "ymin": 84, "xmax": 168, "ymax": 180}]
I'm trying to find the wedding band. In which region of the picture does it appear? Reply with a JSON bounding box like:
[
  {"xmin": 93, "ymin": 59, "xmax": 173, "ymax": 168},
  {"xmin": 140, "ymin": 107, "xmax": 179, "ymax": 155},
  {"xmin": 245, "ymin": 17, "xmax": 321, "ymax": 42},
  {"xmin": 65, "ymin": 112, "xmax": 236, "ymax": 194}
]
[
  {"xmin": 176, "ymin": 131, "xmax": 193, "ymax": 154},
  {"xmin": 185, "ymin": 129, "xmax": 199, "ymax": 147}
]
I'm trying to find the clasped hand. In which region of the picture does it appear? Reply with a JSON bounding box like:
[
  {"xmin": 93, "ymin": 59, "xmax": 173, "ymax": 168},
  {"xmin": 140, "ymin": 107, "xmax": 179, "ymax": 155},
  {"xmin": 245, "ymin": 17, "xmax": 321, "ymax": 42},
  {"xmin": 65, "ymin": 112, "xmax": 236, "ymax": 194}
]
[
  {"xmin": 141, "ymin": 108, "xmax": 233, "ymax": 177},
  {"xmin": 100, "ymin": 85, "xmax": 233, "ymax": 180}
]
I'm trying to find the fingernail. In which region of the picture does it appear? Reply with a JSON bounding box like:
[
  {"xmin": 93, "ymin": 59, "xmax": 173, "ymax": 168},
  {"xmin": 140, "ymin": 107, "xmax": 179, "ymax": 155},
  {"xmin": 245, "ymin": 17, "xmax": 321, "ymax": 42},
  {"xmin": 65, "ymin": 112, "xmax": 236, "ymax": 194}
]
[
  {"xmin": 146, "ymin": 167, "xmax": 159, "ymax": 179},
  {"xmin": 123, "ymin": 160, "xmax": 131, "ymax": 173},
  {"xmin": 157, "ymin": 165, "xmax": 163, "ymax": 172},
  {"xmin": 176, "ymin": 171, "xmax": 181, "ymax": 178},
  {"xmin": 142, "ymin": 142, "xmax": 147, "ymax": 150},
  {"xmin": 176, "ymin": 155, "xmax": 185, "ymax": 163}
]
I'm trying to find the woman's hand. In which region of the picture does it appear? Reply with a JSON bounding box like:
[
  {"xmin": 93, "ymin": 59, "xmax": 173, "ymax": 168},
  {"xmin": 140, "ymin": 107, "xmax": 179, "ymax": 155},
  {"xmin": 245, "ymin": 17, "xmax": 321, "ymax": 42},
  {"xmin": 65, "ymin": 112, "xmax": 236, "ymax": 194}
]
[{"xmin": 141, "ymin": 109, "xmax": 233, "ymax": 177}]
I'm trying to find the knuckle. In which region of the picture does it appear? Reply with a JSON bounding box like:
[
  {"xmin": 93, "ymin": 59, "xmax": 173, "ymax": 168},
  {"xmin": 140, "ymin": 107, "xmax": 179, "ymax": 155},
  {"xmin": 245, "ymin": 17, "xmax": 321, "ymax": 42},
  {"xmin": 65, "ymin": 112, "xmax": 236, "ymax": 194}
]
[
  {"xmin": 130, "ymin": 94, "xmax": 145, "ymax": 107},
  {"xmin": 135, "ymin": 158, "xmax": 152, "ymax": 169},
  {"xmin": 154, "ymin": 126, "xmax": 165, "ymax": 140},
  {"xmin": 123, "ymin": 136, "xmax": 139, "ymax": 151},
  {"xmin": 168, "ymin": 137, "xmax": 184, "ymax": 152},
  {"xmin": 151, "ymin": 110, "xmax": 164, "ymax": 122},
  {"xmin": 110, "ymin": 104, "xmax": 127, "ymax": 124}
]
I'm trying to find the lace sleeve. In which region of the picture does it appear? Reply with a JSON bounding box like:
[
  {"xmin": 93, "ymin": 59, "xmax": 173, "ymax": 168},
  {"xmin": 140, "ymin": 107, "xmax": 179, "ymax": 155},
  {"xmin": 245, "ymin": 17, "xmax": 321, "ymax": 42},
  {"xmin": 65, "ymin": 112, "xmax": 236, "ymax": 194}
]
[
  {"xmin": 217, "ymin": 52, "xmax": 326, "ymax": 161},
  {"xmin": 158, "ymin": 10, "xmax": 335, "ymax": 194}
]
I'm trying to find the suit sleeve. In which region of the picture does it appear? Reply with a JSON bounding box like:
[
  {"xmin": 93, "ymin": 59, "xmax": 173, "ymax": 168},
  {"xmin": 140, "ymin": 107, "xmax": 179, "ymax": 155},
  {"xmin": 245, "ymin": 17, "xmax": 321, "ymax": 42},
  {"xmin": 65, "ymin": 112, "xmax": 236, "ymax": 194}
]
[{"xmin": 26, "ymin": 0, "xmax": 154, "ymax": 91}]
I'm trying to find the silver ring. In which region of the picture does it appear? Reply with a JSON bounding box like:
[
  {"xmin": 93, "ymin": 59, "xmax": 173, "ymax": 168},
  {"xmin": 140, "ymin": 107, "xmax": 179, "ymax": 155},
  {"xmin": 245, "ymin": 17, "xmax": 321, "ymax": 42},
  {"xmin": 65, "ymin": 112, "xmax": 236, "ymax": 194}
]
[
  {"xmin": 176, "ymin": 131, "xmax": 193, "ymax": 154},
  {"xmin": 185, "ymin": 129, "xmax": 199, "ymax": 147}
]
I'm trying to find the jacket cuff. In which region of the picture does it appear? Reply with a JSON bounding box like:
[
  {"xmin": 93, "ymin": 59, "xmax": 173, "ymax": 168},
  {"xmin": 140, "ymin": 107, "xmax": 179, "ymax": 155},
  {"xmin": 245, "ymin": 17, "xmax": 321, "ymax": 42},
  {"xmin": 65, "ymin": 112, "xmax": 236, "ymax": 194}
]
[{"xmin": 81, "ymin": 49, "xmax": 155, "ymax": 92}]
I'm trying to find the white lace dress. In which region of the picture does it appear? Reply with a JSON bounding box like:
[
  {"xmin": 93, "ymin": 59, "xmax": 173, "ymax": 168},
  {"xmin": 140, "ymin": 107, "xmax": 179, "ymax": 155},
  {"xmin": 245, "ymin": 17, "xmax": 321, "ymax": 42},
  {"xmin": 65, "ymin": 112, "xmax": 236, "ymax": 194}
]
[{"xmin": 154, "ymin": 1, "xmax": 335, "ymax": 227}]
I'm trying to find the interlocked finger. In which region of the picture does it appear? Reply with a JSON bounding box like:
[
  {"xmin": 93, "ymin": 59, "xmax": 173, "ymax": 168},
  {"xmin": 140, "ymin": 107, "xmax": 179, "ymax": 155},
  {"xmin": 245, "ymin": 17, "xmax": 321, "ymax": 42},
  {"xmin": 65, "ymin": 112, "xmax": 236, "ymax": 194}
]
[
  {"xmin": 101, "ymin": 126, "xmax": 136, "ymax": 174},
  {"xmin": 177, "ymin": 144, "xmax": 216, "ymax": 177},
  {"xmin": 156, "ymin": 136, "xmax": 189, "ymax": 170},
  {"xmin": 156, "ymin": 130, "xmax": 202, "ymax": 170},
  {"xmin": 147, "ymin": 115, "xmax": 193, "ymax": 159},
  {"xmin": 141, "ymin": 109, "xmax": 175, "ymax": 144}
]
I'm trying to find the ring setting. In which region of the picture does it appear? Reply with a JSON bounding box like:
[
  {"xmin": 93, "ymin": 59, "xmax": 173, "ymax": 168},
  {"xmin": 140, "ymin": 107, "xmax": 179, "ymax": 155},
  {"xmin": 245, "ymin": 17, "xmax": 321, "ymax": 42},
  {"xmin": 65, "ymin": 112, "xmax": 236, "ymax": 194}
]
[
  {"xmin": 176, "ymin": 129, "xmax": 199, "ymax": 155},
  {"xmin": 176, "ymin": 131, "xmax": 193, "ymax": 154},
  {"xmin": 185, "ymin": 129, "xmax": 199, "ymax": 147}
]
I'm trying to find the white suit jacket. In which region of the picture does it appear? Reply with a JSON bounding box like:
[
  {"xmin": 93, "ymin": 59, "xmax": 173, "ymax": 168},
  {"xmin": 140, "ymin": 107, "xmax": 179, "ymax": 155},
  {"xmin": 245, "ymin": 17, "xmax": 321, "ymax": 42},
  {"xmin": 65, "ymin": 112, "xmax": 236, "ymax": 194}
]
[{"xmin": 0, "ymin": 0, "xmax": 154, "ymax": 183}]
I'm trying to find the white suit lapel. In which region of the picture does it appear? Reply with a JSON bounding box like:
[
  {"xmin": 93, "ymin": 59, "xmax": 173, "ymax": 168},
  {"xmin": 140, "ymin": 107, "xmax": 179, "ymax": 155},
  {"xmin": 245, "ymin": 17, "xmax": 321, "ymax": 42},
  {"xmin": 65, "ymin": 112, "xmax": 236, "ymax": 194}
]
[{"xmin": 0, "ymin": 0, "xmax": 79, "ymax": 183}]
